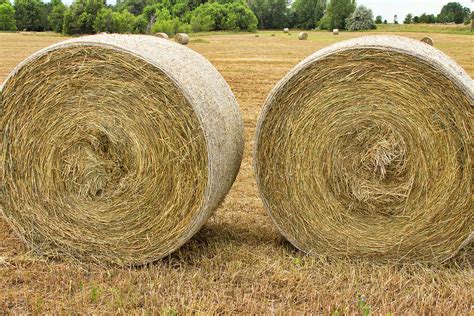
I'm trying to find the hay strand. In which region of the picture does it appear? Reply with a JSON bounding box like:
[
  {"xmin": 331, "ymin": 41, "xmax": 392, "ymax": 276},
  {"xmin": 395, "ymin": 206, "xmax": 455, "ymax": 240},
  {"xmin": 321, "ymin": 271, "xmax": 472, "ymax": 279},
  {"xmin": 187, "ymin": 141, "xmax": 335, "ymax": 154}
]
[
  {"xmin": 254, "ymin": 35, "xmax": 473, "ymax": 263},
  {"xmin": 1, "ymin": 34, "xmax": 244, "ymax": 265},
  {"xmin": 420, "ymin": 36, "xmax": 434, "ymax": 46}
]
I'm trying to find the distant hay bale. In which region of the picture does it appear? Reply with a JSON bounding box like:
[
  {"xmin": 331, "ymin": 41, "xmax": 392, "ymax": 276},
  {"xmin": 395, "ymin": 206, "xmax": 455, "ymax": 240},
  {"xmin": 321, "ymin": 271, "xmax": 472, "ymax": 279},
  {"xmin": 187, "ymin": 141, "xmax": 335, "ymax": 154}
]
[
  {"xmin": 283, "ymin": 28, "xmax": 289, "ymax": 33},
  {"xmin": 1, "ymin": 34, "xmax": 244, "ymax": 265},
  {"xmin": 298, "ymin": 32, "xmax": 308, "ymax": 40},
  {"xmin": 255, "ymin": 34, "xmax": 259, "ymax": 37},
  {"xmin": 154, "ymin": 32, "xmax": 169, "ymax": 39},
  {"xmin": 420, "ymin": 36, "xmax": 433, "ymax": 46},
  {"xmin": 174, "ymin": 33, "xmax": 189, "ymax": 45},
  {"xmin": 333, "ymin": 28, "xmax": 339, "ymax": 35},
  {"xmin": 271, "ymin": 34, "xmax": 276, "ymax": 36},
  {"xmin": 254, "ymin": 36, "xmax": 473, "ymax": 263}
]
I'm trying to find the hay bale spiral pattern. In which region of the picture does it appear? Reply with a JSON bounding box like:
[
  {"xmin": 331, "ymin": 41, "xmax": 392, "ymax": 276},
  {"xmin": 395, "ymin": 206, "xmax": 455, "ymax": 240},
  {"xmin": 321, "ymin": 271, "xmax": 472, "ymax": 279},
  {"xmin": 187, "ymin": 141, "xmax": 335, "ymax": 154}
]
[
  {"xmin": 254, "ymin": 36, "xmax": 473, "ymax": 262},
  {"xmin": 1, "ymin": 34, "xmax": 244, "ymax": 265},
  {"xmin": 298, "ymin": 32, "xmax": 308, "ymax": 40}
]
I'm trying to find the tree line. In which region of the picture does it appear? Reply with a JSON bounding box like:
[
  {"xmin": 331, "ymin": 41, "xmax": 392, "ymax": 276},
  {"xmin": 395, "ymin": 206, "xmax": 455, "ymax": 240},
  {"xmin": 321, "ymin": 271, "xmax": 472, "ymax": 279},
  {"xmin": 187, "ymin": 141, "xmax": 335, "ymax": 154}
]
[{"xmin": 0, "ymin": 0, "xmax": 471, "ymax": 35}]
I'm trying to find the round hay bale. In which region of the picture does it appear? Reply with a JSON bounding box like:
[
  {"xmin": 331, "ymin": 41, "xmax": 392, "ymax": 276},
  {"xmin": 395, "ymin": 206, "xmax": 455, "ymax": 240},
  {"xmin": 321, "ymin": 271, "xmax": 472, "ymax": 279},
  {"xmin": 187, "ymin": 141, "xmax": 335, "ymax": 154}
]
[
  {"xmin": 283, "ymin": 28, "xmax": 289, "ymax": 33},
  {"xmin": 271, "ymin": 34, "xmax": 276, "ymax": 37},
  {"xmin": 174, "ymin": 33, "xmax": 189, "ymax": 45},
  {"xmin": 255, "ymin": 34, "xmax": 260, "ymax": 37},
  {"xmin": 332, "ymin": 28, "xmax": 339, "ymax": 35},
  {"xmin": 254, "ymin": 35, "xmax": 473, "ymax": 263},
  {"xmin": 420, "ymin": 36, "xmax": 433, "ymax": 46},
  {"xmin": 298, "ymin": 32, "xmax": 308, "ymax": 40},
  {"xmin": 1, "ymin": 34, "xmax": 244, "ymax": 265},
  {"xmin": 154, "ymin": 32, "xmax": 169, "ymax": 39}
]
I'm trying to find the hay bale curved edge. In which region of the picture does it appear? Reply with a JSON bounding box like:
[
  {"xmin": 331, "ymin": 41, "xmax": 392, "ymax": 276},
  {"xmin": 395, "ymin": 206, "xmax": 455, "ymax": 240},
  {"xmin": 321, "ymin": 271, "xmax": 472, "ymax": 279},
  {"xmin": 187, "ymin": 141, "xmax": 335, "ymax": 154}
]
[
  {"xmin": 1, "ymin": 34, "xmax": 244, "ymax": 265},
  {"xmin": 254, "ymin": 35, "xmax": 473, "ymax": 263}
]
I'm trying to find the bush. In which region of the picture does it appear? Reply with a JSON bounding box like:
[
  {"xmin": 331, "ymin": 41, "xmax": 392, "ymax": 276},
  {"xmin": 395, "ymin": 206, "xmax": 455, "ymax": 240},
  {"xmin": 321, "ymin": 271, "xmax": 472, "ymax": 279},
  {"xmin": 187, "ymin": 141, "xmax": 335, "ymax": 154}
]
[
  {"xmin": 320, "ymin": 0, "xmax": 356, "ymax": 30},
  {"xmin": 62, "ymin": 0, "xmax": 104, "ymax": 34},
  {"xmin": 190, "ymin": 14, "xmax": 212, "ymax": 32},
  {"xmin": 151, "ymin": 17, "xmax": 190, "ymax": 36},
  {"xmin": 346, "ymin": 5, "xmax": 376, "ymax": 31},
  {"xmin": 375, "ymin": 15, "xmax": 382, "ymax": 24},
  {"xmin": 0, "ymin": 1, "xmax": 16, "ymax": 31}
]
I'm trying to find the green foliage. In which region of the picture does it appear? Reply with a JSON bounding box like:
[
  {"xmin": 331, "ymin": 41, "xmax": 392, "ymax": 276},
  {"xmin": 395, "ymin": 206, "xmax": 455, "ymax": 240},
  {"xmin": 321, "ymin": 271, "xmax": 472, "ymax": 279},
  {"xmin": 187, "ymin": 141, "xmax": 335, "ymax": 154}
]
[
  {"xmin": 419, "ymin": 13, "xmax": 437, "ymax": 23},
  {"xmin": 190, "ymin": 13, "xmax": 212, "ymax": 32},
  {"xmin": 190, "ymin": 1, "xmax": 257, "ymax": 32},
  {"xmin": 115, "ymin": 0, "xmax": 148, "ymax": 16},
  {"xmin": 375, "ymin": 15, "xmax": 382, "ymax": 24},
  {"xmin": 412, "ymin": 15, "xmax": 419, "ymax": 23},
  {"xmin": 248, "ymin": 0, "xmax": 289, "ymax": 29},
  {"xmin": 404, "ymin": 13, "xmax": 412, "ymax": 24},
  {"xmin": 94, "ymin": 8, "xmax": 137, "ymax": 33},
  {"xmin": 0, "ymin": 2, "xmax": 16, "ymax": 30},
  {"xmin": 291, "ymin": 0, "xmax": 325, "ymax": 29},
  {"xmin": 383, "ymin": 19, "xmax": 387, "ymax": 24},
  {"xmin": 437, "ymin": 2, "xmax": 470, "ymax": 24},
  {"xmin": 320, "ymin": 0, "xmax": 355, "ymax": 30},
  {"xmin": 150, "ymin": 17, "xmax": 190, "ymax": 35},
  {"xmin": 357, "ymin": 296, "xmax": 370, "ymax": 316},
  {"xmin": 47, "ymin": 0, "xmax": 65, "ymax": 32},
  {"xmin": 14, "ymin": 0, "xmax": 48, "ymax": 31},
  {"xmin": 346, "ymin": 5, "xmax": 376, "ymax": 31},
  {"xmin": 62, "ymin": 0, "xmax": 104, "ymax": 34}
]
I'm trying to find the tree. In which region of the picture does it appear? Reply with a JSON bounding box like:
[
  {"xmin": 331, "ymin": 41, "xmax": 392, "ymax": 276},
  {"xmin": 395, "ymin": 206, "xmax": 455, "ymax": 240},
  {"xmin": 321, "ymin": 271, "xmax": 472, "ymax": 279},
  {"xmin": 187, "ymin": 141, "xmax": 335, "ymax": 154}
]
[
  {"xmin": 0, "ymin": 1, "xmax": 16, "ymax": 30},
  {"xmin": 320, "ymin": 0, "xmax": 355, "ymax": 30},
  {"xmin": 248, "ymin": 0, "xmax": 290, "ymax": 29},
  {"xmin": 383, "ymin": 19, "xmax": 387, "ymax": 24},
  {"xmin": 438, "ymin": 2, "xmax": 468, "ymax": 24},
  {"xmin": 291, "ymin": 0, "xmax": 325, "ymax": 29},
  {"xmin": 62, "ymin": 0, "xmax": 104, "ymax": 34},
  {"xmin": 403, "ymin": 13, "xmax": 412, "ymax": 24},
  {"xmin": 48, "ymin": 0, "xmax": 65, "ymax": 32},
  {"xmin": 346, "ymin": 5, "xmax": 375, "ymax": 31},
  {"xmin": 413, "ymin": 15, "xmax": 419, "ymax": 23},
  {"xmin": 14, "ymin": 0, "xmax": 48, "ymax": 31},
  {"xmin": 375, "ymin": 15, "xmax": 382, "ymax": 24},
  {"xmin": 394, "ymin": 14, "xmax": 398, "ymax": 24}
]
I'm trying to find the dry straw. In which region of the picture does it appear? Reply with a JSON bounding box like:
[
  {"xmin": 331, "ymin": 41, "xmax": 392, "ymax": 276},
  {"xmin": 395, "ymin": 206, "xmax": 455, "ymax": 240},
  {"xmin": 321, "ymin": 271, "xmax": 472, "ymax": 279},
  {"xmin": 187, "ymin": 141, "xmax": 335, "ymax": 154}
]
[
  {"xmin": 254, "ymin": 36, "xmax": 473, "ymax": 263},
  {"xmin": 298, "ymin": 32, "xmax": 308, "ymax": 40},
  {"xmin": 174, "ymin": 33, "xmax": 189, "ymax": 45},
  {"xmin": 420, "ymin": 36, "xmax": 434, "ymax": 46},
  {"xmin": 1, "ymin": 34, "xmax": 244, "ymax": 265},
  {"xmin": 154, "ymin": 32, "xmax": 169, "ymax": 39}
]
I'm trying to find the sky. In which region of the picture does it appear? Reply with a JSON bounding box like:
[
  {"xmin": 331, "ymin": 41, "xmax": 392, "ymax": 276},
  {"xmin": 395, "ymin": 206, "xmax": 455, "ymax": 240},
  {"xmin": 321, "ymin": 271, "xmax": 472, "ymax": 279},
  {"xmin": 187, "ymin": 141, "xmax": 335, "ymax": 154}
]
[{"xmin": 358, "ymin": 0, "xmax": 473, "ymax": 23}]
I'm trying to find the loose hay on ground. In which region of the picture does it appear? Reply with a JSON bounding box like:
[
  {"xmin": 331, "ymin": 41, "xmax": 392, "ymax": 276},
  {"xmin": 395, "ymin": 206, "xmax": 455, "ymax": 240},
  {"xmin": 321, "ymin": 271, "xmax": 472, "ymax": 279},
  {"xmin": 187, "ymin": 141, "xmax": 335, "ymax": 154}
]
[
  {"xmin": 1, "ymin": 34, "xmax": 244, "ymax": 266},
  {"xmin": 254, "ymin": 35, "xmax": 473, "ymax": 263}
]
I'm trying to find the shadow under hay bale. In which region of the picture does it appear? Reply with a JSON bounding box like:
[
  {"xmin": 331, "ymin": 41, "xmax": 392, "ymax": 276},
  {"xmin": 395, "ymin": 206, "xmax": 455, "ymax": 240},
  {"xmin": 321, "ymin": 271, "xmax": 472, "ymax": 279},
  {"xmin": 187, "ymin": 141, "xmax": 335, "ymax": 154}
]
[
  {"xmin": 254, "ymin": 35, "xmax": 473, "ymax": 263},
  {"xmin": 1, "ymin": 34, "xmax": 244, "ymax": 266}
]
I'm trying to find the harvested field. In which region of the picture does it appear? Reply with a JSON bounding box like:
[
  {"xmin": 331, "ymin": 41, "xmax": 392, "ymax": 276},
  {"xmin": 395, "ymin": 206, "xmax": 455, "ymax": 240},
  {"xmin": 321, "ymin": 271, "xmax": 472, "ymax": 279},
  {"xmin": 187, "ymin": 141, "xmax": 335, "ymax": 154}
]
[{"xmin": 1, "ymin": 30, "xmax": 473, "ymax": 314}]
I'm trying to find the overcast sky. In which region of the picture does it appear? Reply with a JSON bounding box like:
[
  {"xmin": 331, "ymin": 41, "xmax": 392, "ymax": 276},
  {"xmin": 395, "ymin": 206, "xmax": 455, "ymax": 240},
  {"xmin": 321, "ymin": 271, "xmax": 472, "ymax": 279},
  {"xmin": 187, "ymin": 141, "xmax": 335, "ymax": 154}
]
[
  {"xmin": 58, "ymin": 0, "xmax": 473, "ymax": 24},
  {"xmin": 359, "ymin": 0, "xmax": 473, "ymax": 22}
]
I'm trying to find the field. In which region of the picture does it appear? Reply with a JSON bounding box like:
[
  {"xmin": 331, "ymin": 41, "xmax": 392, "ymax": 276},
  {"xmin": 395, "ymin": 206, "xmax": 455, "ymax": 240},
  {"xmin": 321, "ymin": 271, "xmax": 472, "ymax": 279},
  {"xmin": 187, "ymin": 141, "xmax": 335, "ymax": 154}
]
[{"xmin": 1, "ymin": 29, "xmax": 473, "ymax": 314}]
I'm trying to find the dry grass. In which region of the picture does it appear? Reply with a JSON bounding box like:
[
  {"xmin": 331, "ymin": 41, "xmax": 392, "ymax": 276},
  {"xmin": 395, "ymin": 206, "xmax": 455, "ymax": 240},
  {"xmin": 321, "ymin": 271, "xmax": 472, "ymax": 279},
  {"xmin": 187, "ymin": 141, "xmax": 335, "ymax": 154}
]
[
  {"xmin": 1, "ymin": 31, "xmax": 473, "ymax": 313},
  {"xmin": 255, "ymin": 36, "xmax": 472, "ymax": 263}
]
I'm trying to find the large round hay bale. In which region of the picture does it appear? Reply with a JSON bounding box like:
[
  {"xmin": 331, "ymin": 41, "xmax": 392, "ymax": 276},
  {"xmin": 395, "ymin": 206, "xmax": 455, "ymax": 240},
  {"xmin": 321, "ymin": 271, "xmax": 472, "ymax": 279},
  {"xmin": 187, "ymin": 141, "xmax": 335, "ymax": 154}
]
[
  {"xmin": 174, "ymin": 33, "xmax": 189, "ymax": 45},
  {"xmin": 254, "ymin": 36, "xmax": 473, "ymax": 263},
  {"xmin": 1, "ymin": 34, "xmax": 244, "ymax": 265},
  {"xmin": 283, "ymin": 28, "xmax": 289, "ymax": 33},
  {"xmin": 298, "ymin": 32, "xmax": 308, "ymax": 40},
  {"xmin": 420, "ymin": 36, "xmax": 433, "ymax": 46},
  {"xmin": 332, "ymin": 28, "xmax": 339, "ymax": 35},
  {"xmin": 154, "ymin": 32, "xmax": 169, "ymax": 39}
]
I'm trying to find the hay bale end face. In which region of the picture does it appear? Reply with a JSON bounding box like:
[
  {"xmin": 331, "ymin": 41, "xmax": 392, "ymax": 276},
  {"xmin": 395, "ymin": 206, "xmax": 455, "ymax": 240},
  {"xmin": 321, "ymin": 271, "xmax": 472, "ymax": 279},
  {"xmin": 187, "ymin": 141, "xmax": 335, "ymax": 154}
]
[
  {"xmin": 283, "ymin": 28, "xmax": 289, "ymax": 33},
  {"xmin": 154, "ymin": 32, "xmax": 169, "ymax": 39},
  {"xmin": 174, "ymin": 33, "xmax": 189, "ymax": 45},
  {"xmin": 332, "ymin": 29, "xmax": 339, "ymax": 35},
  {"xmin": 420, "ymin": 36, "xmax": 434, "ymax": 46},
  {"xmin": 254, "ymin": 36, "xmax": 473, "ymax": 263},
  {"xmin": 1, "ymin": 34, "xmax": 244, "ymax": 265},
  {"xmin": 298, "ymin": 32, "xmax": 308, "ymax": 40}
]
